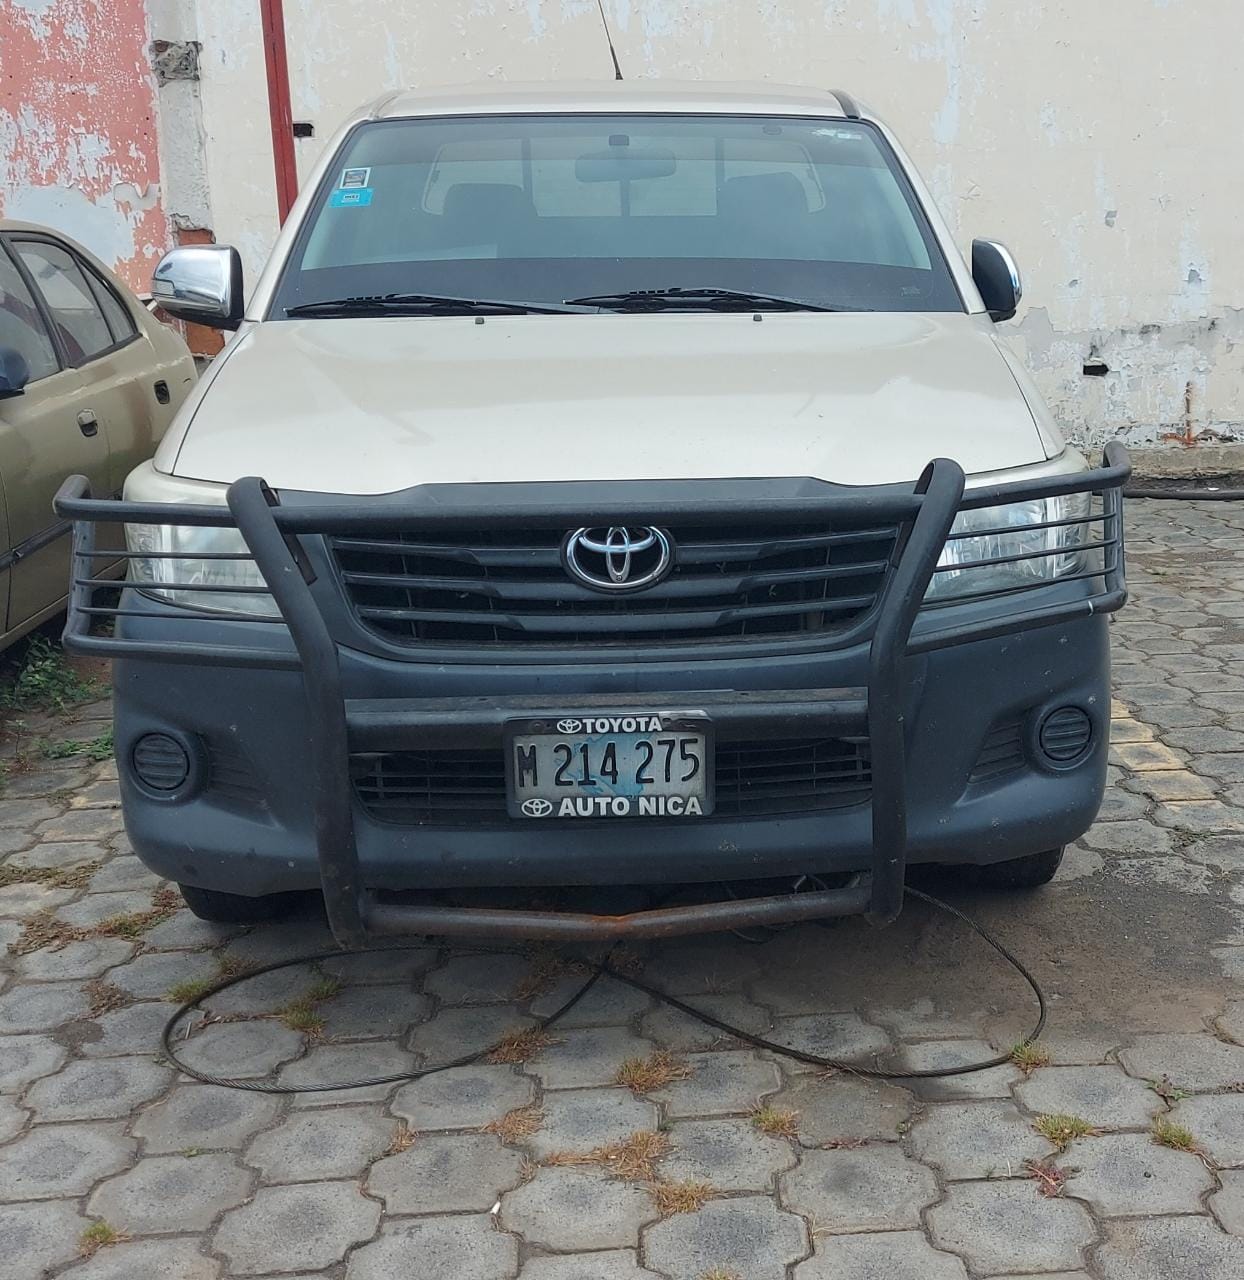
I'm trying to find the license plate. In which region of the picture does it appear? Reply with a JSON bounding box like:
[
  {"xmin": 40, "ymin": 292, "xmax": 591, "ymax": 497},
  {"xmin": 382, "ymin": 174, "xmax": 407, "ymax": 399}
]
[{"xmin": 505, "ymin": 712, "xmax": 713, "ymax": 819}]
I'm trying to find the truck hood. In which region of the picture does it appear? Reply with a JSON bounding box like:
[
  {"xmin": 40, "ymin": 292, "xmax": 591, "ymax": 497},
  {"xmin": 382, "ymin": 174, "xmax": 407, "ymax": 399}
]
[{"xmin": 167, "ymin": 312, "xmax": 1049, "ymax": 494}]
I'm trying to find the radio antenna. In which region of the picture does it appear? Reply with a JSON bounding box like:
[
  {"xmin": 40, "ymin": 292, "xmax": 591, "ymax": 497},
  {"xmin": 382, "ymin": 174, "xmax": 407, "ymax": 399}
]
[{"xmin": 595, "ymin": 0, "xmax": 624, "ymax": 80}]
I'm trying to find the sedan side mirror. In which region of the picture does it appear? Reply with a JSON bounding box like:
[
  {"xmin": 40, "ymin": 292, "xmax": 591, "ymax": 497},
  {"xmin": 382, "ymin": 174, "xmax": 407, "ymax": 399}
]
[
  {"xmin": 971, "ymin": 239, "xmax": 1022, "ymax": 322},
  {"xmin": 152, "ymin": 245, "xmax": 244, "ymax": 330},
  {"xmin": 0, "ymin": 346, "xmax": 31, "ymax": 398}
]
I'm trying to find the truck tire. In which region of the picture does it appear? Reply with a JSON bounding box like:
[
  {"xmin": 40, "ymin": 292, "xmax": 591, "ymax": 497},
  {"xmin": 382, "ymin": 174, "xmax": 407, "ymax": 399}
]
[
  {"xmin": 970, "ymin": 846, "xmax": 1065, "ymax": 889},
  {"xmin": 179, "ymin": 883, "xmax": 280, "ymax": 924}
]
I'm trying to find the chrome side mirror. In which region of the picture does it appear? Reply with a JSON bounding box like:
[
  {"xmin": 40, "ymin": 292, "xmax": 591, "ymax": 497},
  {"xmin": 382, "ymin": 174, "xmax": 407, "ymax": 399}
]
[
  {"xmin": 152, "ymin": 245, "xmax": 244, "ymax": 330},
  {"xmin": 971, "ymin": 239, "xmax": 1022, "ymax": 322}
]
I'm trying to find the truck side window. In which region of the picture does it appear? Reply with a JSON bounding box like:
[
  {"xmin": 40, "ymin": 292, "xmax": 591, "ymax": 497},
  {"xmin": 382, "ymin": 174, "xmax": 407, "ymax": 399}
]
[{"xmin": 0, "ymin": 245, "xmax": 60, "ymax": 382}]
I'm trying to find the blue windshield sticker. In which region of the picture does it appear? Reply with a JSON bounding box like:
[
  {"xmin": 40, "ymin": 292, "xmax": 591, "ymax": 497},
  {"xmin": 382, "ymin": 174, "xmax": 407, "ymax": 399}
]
[
  {"xmin": 330, "ymin": 188, "xmax": 373, "ymax": 208},
  {"xmin": 339, "ymin": 166, "xmax": 371, "ymax": 189}
]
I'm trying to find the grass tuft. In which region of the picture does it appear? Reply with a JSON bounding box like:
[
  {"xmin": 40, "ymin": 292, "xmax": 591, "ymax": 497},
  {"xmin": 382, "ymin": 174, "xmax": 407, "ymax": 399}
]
[
  {"xmin": 482, "ymin": 1104, "xmax": 543, "ymax": 1143},
  {"xmin": 1023, "ymin": 1157, "xmax": 1067, "ymax": 1197},
  {"xmin": 514, "ymin": 945, "xmax": 589, "ymax": 1000},
  {"xmin": 1152, "ymin": 1116, "xmax": 1198, "ymax": 1152},
  {"xmin": 83, "ymin": 979, "xmax": 129, "ymax": 1018},
  {"xmin": 486, "ymin": 1027, "xmax": 558, "ymax": 1064},
  {"xmin": 386, "ymin": 1123, "xmax": 416, "ymax": 1155},
  {"xmin": 93, "ymin": 888, "xmax": 181, "ymax": 940},
  {"xmin": 4, "ymin": 636, "xmax": 94, "ymax": 713},
  {"xmin": 650, "ymin": 1178, "xmax": 715, "ymax": 1217},
  {"xmin": 1034, "ymin": 1113, "xmax": 1098, "ymax": 1151},
  {"xmin": 41, "ymin": 731, "xmax": 113, "ymax": 762},
  {"xmin": 545, "ymin": 1130, "xmax": 671, "ymax": 1182},
  {"xmin": 167, "ymin": 976, "xmax": 215, "ymax": 1006},
  {"xmin": 698, "ymin": 1271, "xmax": 741, "ymax": 1280},
  {"xmin": 1011, "ymin": 1041, "xmax": 1052, "ymax": 1072},
  {"xmin": 751, "ymin": 1105, "xmax": 799, "ymax": 1140},
  {"xmin": 616, "ymin": 1050, "xmax": 692, "ymax": 1094},
  {"xmin": 0, "ymin": 861, "xmax": 101, "ymax": 891},
  {"xmin": 78, "ymin": 1221, "xmax": 128, "ymax": 1257}
]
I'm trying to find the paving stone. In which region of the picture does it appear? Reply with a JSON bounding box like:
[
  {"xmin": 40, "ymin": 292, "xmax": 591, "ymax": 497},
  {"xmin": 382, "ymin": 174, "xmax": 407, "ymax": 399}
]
[
  {"xmin": 0, "ymin": 796, "xmax": 61, "ymax": 828},
  {"xmin": 317, "ymin": 945, "xmax": 439, "ymax": 984},
  {"xmin": 1195, "ymin": 754, "xmax": 1244, "ymax": 783},
  {"xmin": 642, "ymin": 1194, "xmax": 807, "ymax": 1280},
  {"xmin": 501, "ymin": 1166, "xmax": 656, "ymax": 1251},
  {"xmin": 203, "ymin": 966, "xmax": 316, "ymax": 1016},
  {"xmin": 1106, "ymin": 855, "xmax": 1215, "ymax": 894},
  {"xmin": 1126, "ymin": 769, "xmax": 1218, "ymax": 801},
  {"xmin": 24, "ymin": 1055, "xmax": 171, "ymax": 1120},
  {"xmin": 1220, "ymin": 1002, "xmax": 1244, "ymax": 1044},
  {"xmin": 1015, "ymin": 1063, "xmax": 1164, "ymax": 1127},
  {"xmin": 10, "ymin": 838, "xmax": 107, "ymax": 870},
  {"xmin": 529, "ymin": 973, "xmax": 652, "ymax": 1026},
  {"xmin": 1211, "ymin": 1169, "xmax": 1244, "ymax": 1234},
  {"xmin": 1079, "ymin": 819, "xmax": 1175, "ymax": 853},
  {"xmin": 214, "ymin": 1181, "xmax": 381, "ymax": 1273},
  {"xmin": 765, "ymin": 1013, "xmax": 890, "ymax": 1073},
  {"xmin": 1169, "ymin": 1093, "xmax": 1244, "ymax": 1167},
  {"xmin": 795, "ymin": 1231, "xmax": 968, "ymax": 1280},
  {"xmin": 894, "ymin": 1039, "xmax": 1023, "ymax": 1100},
  {"xmin": 54, "ymin": 1237, "xmax": 222, "ymax": 1280},
  {"xmin": 527, "ymin": 1085, "xmax": 656, "ymax": 1158},
  {"xmin": 110, "ymin": 948, "xmax": 218, "ymax": 999},
  {"xmin": 82, "ymin": 1000, "xmax": 177, "ymax": 1056},
  {"xmin": 0, "ymin": 1094, "xmax": 27, "ymax": 1141},
  {"xmin": 277, "ymin": 1040, "xmax": 414, "ymax": 1104},
  {"xmin": 910, "ymin": 1099, "xmax": 1054, "ymax": 1179},
  {"xmin": 347, "ymin": 1214, "xmax": 517, "ymax": 1280},
  {"xmin": 408, "ymin": 1003, "xmax": 535, "ymax": 1064},
  {"xmin": 1097, "ymin": 1215, "xmax": 1244, "ymax": 1280},
  {"xmin": 0, "ymin": 1120, "xmax": 134, "ymax": 1198},
  {"xmin": 640, "ymin": 936, "xmax": 766, "ymax": 994},
  {"xmin": 1093, "ymin": 787, "xmax": 1153, "ymax": 821},
  {"xmin": 780, "ymin": 1143, "xmax": 938, "ymax": 1232},
  {"xmin": 0, "ymin": 879, "xmax": 74, "ymax": 916},
  {"xmin": 424, "ymin": 951, "xmax": 535, "ymax": 1003},
  {"xmin": 57, "ymin": 888, "xmax": 155, "ymax": 927},
  {"xmin": 12, "ymin": 934, "xmax": 133, "ymax": 980},
  {"xmin": 315, "ymin": 984, "xmax": 431, "ymax": 1038},
  {"xmin": 88, "ymin": 1153, "xmax": 253, "ymax": 1233},
  {"xmin": 640, "ymin": 993, "xmax": 772, "ymax": 1051},
  {"xmin": 368, "ymin": 1131, "xmax": 521, "ymax": 1212},
  {"xmin": 220, "ymin": 919, "xmax": 337, "ymax": 968},
  {"xmin": 142, "ymin": 909, "xmax": 240, "ymax": 950},
  {"xmin": 1111, "ymin": 741, "xmax": 1190, "ymax": 772},
  {"xmin": 392, "ymin": 1062, "xmax": 534, "ymax": 1130},
  {"xmin": 0, "ymin": 1199, "xmax": 87, "ymax": 1280},
  {"xmin": 766, "ymin": 1073, "xmax": 911, "ymax": 1145},
  {"xmin": 519, "ymin": 1251, "xmax": 660, "ymax": 1280},
  {"xmin": 0, "ymin": 979, "xmax": 90, "ymax": 1032},
  {"xmin": 0, "ymin": 1031, "xmax": 68, "ymax": 1089},
  {"xmin": 928, "ymin": 1179, "xmax": 1096, "ymax": 1274},
  {"xmin": 662, "ymin": 1116, "xmax": 797, "ymax": 1190},
  {"xmin": 132, "ymin": 1083, "xmax": 282, "ymax": 1153},
  {"xmin": 1189, "ymin": 837, "xmax": 1244, "ymax": 872},
  {"xmin": 34, "ymin": 806, "xmax": 125, "ymax": 841},
  {"xmin": 1153, "ymin": 799, "xmax": 1244, "ymax": 832},
  {"xmin": 1120, "ymin": 1032, "xmax": 1244, "ymax": 1090},
  {"xmin": 1061, "ymin": 1131, "xmax": 1213, "ymax": 1214},
  {"xmin": 246, "ymin": 1106, "xmax": 395, "ymax": 1181},
  {"xmin": 653, "ymin": 1050, "xmax": 781, "ymax": 1118},
  {"xmin": 179, "ymin": 1019, "xmax": 307, "ymax": 1079},
  {"xmin": 526, "ymin": 1026, "xmax": 656, "ymax": 1089}
]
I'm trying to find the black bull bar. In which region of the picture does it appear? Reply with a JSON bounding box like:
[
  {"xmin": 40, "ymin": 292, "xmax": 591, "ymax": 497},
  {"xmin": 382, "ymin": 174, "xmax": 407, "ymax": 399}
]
[{"xmin": 54, "ymin": 445, "xmax": 1129, "ymax": 947}]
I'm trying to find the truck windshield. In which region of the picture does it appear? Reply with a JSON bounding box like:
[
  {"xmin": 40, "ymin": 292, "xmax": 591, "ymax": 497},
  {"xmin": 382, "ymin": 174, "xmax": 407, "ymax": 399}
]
[{"xmin": 271, "ymin": 113, "xmax": 962, "ymax": 317}]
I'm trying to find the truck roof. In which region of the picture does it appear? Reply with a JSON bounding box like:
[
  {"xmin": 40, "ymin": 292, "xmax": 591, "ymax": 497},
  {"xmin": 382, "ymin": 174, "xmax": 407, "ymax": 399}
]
[{"xmin": 368, "ymin": 80, "xmax": 863, "ymax": 123}]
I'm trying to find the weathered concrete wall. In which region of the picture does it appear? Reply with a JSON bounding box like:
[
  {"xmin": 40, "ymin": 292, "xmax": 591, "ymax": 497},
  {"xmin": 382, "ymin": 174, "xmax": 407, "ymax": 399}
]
[
  {"xmin": 154, "ymin": 2, "xmax": 1244, "ymax": 446},
  {"xmin": 0, "ymin": 0, "xmax": 172, "ymax": 291}
]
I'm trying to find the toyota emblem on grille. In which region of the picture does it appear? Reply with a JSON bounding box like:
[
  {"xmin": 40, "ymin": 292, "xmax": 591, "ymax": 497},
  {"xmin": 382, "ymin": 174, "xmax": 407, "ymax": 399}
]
[
  {"xmin": 563, "ymin": 526, "xmax": 674, "ymax": 593},
  {"xmin": 521, "ymin": 798, "xmax": 554, "ymax": 818}
]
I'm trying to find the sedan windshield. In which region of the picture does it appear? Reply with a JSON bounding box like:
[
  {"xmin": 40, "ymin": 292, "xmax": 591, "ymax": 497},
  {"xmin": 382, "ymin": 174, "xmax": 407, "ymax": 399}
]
[{"xmin": 272, "ymin": 113, "xmax": 962, "ymax": 317}]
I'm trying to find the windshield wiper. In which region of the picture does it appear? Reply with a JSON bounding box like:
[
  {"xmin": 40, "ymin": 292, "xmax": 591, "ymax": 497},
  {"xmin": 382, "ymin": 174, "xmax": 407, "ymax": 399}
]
[
  {"xmin": 286, "ymin": 292, "xmax": 588, "ymax": 317},
  {"xmin": 564, "ymin": 287, "xmax": 859, "ymax": 313}
]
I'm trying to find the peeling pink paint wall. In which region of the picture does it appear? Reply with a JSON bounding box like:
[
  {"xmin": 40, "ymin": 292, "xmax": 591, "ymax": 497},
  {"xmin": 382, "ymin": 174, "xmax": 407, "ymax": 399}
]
[{"xmin": 0, "ymin": 0, "xmax": 170, "ymax": 290}]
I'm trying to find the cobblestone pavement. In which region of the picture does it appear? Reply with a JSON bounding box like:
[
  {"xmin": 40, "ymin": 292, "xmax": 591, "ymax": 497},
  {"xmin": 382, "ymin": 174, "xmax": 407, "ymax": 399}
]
[{"xmin": 6, "ymin": 497, "xmax": 1244, "ymax": 1279}]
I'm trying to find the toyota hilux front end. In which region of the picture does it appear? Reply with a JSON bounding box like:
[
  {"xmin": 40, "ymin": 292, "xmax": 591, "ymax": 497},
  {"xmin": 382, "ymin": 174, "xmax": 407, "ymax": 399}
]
[{"xmin": 56, "ymin": 82, "xmax": 1128, "ymax": 945}]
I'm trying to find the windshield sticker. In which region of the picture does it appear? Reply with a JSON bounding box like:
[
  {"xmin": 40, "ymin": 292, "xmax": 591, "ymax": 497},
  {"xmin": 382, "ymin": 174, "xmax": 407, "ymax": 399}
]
[
  {"xmin": 330, "ymin": 188, "xmax": 373, "ymax": 208},
  {"xmin": 339, "ymin": 166, "xmax": 371, "ymax": 189}
]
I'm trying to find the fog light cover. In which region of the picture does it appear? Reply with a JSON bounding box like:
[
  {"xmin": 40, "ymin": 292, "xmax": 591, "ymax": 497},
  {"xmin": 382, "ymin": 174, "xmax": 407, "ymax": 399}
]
[
  {"xmin": 1038, "ymin": 707, "xmax": 1093, "ymax": 763},
  {"xmin": 131, "ymin": 733, "xmax": 191, "ymax": 791}
]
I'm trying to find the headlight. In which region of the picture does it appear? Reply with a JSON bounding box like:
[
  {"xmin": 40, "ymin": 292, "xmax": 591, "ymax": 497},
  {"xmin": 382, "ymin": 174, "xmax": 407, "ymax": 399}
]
[
  {"xmin": 126, "ymin": 521, "xmax": 279, "ymax": 617},
  {"xmin": 925, "ymin": 492, "xmax": 1093, "ymax": 602}
]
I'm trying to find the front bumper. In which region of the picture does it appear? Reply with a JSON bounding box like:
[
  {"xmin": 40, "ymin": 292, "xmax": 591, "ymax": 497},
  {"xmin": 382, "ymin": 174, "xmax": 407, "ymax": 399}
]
[{"xmin": 57, "ymin": 448, "xmax": 1129, "ymax": 944}]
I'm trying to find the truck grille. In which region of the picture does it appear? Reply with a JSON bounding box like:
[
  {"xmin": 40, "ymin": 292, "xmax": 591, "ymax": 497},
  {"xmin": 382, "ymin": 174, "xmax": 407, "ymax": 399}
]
[
  {"xmin": 352, "ymin": 737, "xmax": 872, "ymax": 826},
  {"xmin": 330, "ymin": 523, "xmax": 897, "ymax": 649}
]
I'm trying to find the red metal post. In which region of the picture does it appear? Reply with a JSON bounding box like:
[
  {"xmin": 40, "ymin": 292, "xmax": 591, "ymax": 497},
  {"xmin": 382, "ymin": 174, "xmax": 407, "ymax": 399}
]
[{"xmin": 259, "ymin": 0, "xmax": 299, "ymax": 223}]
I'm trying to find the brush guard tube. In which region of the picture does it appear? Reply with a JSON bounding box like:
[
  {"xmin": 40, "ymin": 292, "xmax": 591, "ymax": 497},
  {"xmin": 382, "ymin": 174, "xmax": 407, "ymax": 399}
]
[{"xmin": 56, "ymin": 444, "xmax": 1129, "ymax": 946}]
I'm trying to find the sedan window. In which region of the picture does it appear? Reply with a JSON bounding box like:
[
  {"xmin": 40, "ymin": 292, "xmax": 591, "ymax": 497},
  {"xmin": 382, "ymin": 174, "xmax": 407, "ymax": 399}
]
[
  {"xmin": 14, "ymin": 239, "xmax": 117, "ymax": 365},
  {"xmin": 0, "ymin": 247, "xmax": 59, "ymax": 382}
]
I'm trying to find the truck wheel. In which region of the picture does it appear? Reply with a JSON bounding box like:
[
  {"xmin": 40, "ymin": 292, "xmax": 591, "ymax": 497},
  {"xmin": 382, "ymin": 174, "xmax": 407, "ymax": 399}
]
[
  {"xmin": 178, "ymin": 883, "xmax": 280, "ymax": 924},
  {"xmin": 971, "ymin": 847, "xmax": 1065, "ymax": 889}
]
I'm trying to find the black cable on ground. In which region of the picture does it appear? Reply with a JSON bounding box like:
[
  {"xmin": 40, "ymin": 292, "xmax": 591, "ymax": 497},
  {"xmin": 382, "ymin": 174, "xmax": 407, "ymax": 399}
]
[
  {"xmin": 160, "ymin": 884, "xmax": 1045, "ymax": 1092},
  {"xmin": 1125, "ymin": 483, "xmax": 1244, "ymax": 501}
]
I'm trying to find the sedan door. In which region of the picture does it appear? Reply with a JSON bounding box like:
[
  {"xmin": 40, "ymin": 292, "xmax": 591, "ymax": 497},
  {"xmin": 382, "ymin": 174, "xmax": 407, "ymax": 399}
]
[{"xmin": 0, "ymin": 237, "xmax": 111, "ymax": 632}]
